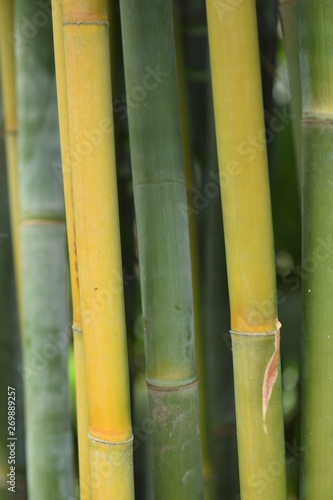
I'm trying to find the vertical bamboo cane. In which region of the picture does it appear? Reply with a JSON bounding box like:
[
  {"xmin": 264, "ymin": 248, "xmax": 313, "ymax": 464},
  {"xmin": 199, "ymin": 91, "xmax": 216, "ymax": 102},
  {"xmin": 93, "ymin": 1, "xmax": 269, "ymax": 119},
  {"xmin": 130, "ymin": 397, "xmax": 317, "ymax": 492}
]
[
  {"xmin": 297, "ymin": 1, "xmax": 333, "ymax": 496},
  {"xmin": 15, "ymin": 0, "xmax": 74, "ymax": 497},
  {"xmin": 62, "ymin": 1, "xmax": 134, "ymax": 498},
  {"xmin": 206, "ymin": 1, "xmax": 287, "ymax": 498},
  {"xmin": 51, "ymin": 1, "xmax": 91, "ymax": 498},
  {"xmin": 279, "ymin": 0, "xmax": 302, "ymax": 189},
  {"xmin": 0, "ymin": 84, "xmax": 26, "ymax": 500},
  {"xmin": 119, "ymin": 0, "xmax": 204, "ymax": 498},
  {"xmin": 0, "ymin": 0, "xmax": 22, "ymax": 321},
  {"xmin": 173, "ymin": 4, "xmax": 214, "ymax": 497},
  {"xmin": 203, "ymin": 89, "xmax": 240, "ymax": 499}
]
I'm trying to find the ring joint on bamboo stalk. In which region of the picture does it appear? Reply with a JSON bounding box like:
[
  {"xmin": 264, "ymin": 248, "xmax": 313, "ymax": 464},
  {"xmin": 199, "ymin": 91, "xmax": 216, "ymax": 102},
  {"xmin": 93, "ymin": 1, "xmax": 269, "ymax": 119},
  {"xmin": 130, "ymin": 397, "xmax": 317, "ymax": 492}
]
[
  {"xmin": 146, "ymin": 378, "xmax": 198, "ymax": 392},
  {"xmin": 63, "ymin": 20, "xmax": 108, "ymax": 26},
  {"xmin": 88, "ymin": 434, "xmax": 134, "ymax": 446},
  {"xmin": 230, "ymin": 329, "xmax": 278, "ymax": 338},
  {"xmin": 72, "ymin": 325, "xmax": 83, "ymax": 335}
]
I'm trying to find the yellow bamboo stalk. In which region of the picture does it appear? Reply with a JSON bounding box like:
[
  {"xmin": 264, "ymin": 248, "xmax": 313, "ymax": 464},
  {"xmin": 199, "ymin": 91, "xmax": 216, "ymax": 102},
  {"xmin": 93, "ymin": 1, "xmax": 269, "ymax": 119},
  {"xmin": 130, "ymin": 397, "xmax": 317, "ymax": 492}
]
[
  {"xmin": 206, "ymin": 1, "xmax": 287, "ymax": 497},
  {"xmin": 62, "ymin": 1, "xmax": 134, "ymax": 498},
  {"xmin": 51, "ymin": 2, "xmax": 91, "ymax": 498},
  {"xmin": 0, "ymin": 0, "xmax": 22, "ymax": 321}
]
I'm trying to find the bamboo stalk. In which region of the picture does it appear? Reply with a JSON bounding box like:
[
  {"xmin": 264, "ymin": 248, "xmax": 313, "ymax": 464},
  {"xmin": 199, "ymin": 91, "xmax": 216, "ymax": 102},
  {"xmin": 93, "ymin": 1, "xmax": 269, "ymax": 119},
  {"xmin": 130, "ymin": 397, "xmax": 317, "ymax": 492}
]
[
  {"xmin": 279, "ymin": 0, "xmax": 302, "ymax": 189},
  {"xmin": 50, "ymin": 2, "xmax": 91, "ymax": 498},
  {"xmin": 297, "ymin": 1, "xmax": 333, "ymax": 496},
  {"xmin": 173, "ymin": 4, "xmax": 214, "ymax": 497},
  {"xmin": 202, "ymin": 88, "xmax": 239, "ymax": 498},
  {"xmin": 206, "ymin": 1, "xmax": 287, "ymax": 498},
  {"xmin": 119, "ymin": 0, "xmax": 204, "ymax": 498},
  {"xmin": 0, "ymin": 0, "xmax": 22, "ymax": 322},
  {"xmin": 0, "ymin": 85, "xmax": 26, "ymax": 499},
  {"xmin": 62, "ymin": 1, "xmax": 134, "ymax": 498},
  {"xmin": 15, "ymin": 0, "xmax": 74, "ymax": 497}
]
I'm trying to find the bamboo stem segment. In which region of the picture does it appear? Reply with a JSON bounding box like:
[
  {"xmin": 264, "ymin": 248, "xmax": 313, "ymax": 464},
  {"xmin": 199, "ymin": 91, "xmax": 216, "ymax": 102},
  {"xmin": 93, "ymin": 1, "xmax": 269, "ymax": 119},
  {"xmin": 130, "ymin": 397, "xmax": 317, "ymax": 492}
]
[
  {"xmin": 297, "ymin": 1, "xmax": 333, "ymax": 496},
  {"xmin": 173, "ymin": 4, "xmax": 214, "ymax": 496},
  {"xmin": 119, "ymin": 0, "xmax": 204, "ymax": 497},
  {"xmin": 62, "ymin": 1, "xmax": 134, "ymax": 497},
  {"xmin": 0, "ymin": 0, "xmax": 22, "ymax": 321},
  {"xmin": 15, "ymin": 0, "xmax": 74, "ymax": 497},
  {"xmin": 0, "ymin": 83, "xmax": 26, "ymax": 500},
  {"xmin": 279, "ymin": 0, "xmax": 302, "ymax": 190},
  {"xmin": 51, "ymin": 2, "xmax": 91, "ymax": 498},
  {"xmin": 206, "ymin": 1, "xmax": 287, "ymax": 497}
]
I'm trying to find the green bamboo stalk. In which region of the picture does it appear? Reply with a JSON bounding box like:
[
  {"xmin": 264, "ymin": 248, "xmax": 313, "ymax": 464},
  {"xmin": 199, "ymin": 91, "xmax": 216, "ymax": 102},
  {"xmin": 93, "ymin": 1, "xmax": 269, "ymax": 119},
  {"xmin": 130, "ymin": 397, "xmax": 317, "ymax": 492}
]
[
  {"xmin": 297, "ymin": 1, "xmax": 333, "ymax": 497},
  {"xmin": 279, "ymin": 0, "xmax": 302, "ymax": 189},
  {"xmin": 256, "ymin": 0, "xmax": 278, "ymax": 169},
  {"xmin": 173, "ymin": 3, "xmax": 214, "ymax": 498},
  {"xmin": 206, "ymin": 1, "xmax": 287, "ymax": 498},
  {"xmin": 202, "ymin": 89, "xmax": 239, "ymax": 499},
  {"xmin": 119, "ymin": 1, "xmax": 204, "ymax": 498},
  {"xmin": 0, "ymin": 85, "xmax": 26, "ymax": 500},
  {"xmin": 15, "ymin": 0, "xmax": 74, "ymax": 497},
  {"xmin": 0, "ymin": 0, "xmax": 22, "ymax": 323},
  {"xmin": 50, "ymin": 2, "xmax": 91, "ymax": 497}
]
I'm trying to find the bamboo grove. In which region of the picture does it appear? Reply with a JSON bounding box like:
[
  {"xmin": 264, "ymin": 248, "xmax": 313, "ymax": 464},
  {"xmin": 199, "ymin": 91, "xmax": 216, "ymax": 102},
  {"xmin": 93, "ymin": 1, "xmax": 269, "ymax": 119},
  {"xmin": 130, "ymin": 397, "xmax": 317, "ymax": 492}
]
[{"xmin": 0, "ymin": 0, "xmax": 331, "ymax": 498}]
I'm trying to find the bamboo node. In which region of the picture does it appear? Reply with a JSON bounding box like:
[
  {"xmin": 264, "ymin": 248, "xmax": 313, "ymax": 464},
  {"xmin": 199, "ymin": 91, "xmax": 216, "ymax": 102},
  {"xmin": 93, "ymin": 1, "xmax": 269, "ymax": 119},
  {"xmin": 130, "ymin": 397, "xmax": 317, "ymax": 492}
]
[
  {"xmin": 72, "ymin": 324, "xmax": 82, "ymax": 335},
  {"xmin": 88, "ymin": 433, "xmax": 133, "ymax": 446},
  {"xmin": 230, "ymin": 330, "xmax": 277, "ymax": 337},
  {"xmin": 63, "ymin": 20, "xmax": 108, "ymax": 27},
  {"xmin": 146, "ymin": 377, "xmax": 198, "ymax": 392}
]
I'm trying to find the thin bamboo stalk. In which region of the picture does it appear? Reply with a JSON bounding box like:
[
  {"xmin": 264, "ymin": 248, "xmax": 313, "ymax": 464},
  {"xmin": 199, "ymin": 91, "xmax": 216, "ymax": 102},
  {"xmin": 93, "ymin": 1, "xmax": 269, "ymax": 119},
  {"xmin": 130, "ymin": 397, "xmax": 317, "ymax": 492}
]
[
  {"xmin": 15, "ymin": 0, "xmax": 74, "ymax": 497},
  {"xmin": 202, "ymin": 89, "xmax": 239, "ymax": 499},
  {"xmin": 206, "ymin": 1, "xmax": 287, "ymax": 498},
  {"xmin": 0, "ymin": 0, "xmax": 22, "ymax": 321},
  {"xmin": 62, "ymin": 1, "xmax": 134, "ymax": 498},
  {"xmin": 256, "ymin": 0, "xmax": 278, "ymax": 143},
  {"xmin": 0, "ymin": 85, "xmax": 26, "ymax": 499},
  {"xmin": 297, "ymin": 1, "xmax": 333, "ymax": 496},
  {"xmin": 119, "ymin": 0, "xmax": 204, "ymax": 498},
  {"xmin": 279, "ymin": 0, "xmax": 302, "ymax": 189},
  {"xmin": 51, "ymin": 2, "xmax": 91, "ymax": 498},
  {"xmin": 173, "ymin": 4, "xmax": 214, "ymax": 497}
]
